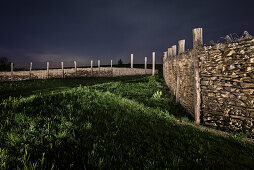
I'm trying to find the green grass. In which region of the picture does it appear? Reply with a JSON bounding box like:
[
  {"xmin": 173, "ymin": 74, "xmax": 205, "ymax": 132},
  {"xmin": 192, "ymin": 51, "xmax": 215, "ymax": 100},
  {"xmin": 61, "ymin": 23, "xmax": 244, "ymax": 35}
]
[
  {"xmin": 0, "ymin": 76, "xmax": 150, "ymax": 101},
  {"xmin": 0, "ymin": 75, "xmax": 254, "ymax": 169}
]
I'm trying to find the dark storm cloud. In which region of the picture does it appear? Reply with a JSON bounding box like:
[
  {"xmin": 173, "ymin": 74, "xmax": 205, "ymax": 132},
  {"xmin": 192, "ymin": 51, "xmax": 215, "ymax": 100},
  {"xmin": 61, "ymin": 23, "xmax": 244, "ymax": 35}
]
[{"xmin": 0, "ymin": 0, "xmax": 253, "ymax": 68}]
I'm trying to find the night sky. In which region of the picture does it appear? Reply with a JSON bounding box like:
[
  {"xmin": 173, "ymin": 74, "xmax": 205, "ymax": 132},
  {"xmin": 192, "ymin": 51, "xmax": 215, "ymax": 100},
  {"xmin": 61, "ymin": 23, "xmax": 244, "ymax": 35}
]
[{"xmin": 0, "ymin": 0, "xmax": 253, "ymax": 68}]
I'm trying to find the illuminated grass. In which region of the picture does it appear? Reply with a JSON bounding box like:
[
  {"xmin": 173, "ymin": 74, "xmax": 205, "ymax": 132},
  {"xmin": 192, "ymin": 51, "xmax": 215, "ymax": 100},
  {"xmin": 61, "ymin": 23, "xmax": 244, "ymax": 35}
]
[{"xmin": 0, "ymin": 76, "xmax": 254, "ymax": 169}]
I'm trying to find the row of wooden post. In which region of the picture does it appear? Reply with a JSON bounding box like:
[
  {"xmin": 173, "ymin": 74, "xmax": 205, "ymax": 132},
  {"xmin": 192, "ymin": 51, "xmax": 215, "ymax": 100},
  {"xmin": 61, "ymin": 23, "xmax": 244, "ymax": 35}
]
[
  {"xmin": 164, "ymin": 28, "xmax": 203, "ymax": 124},
  {"xmin": 130, "ymin": 52, "xmax": 156, "ymax": 76},
  {"xmin": 10, "ymin": 60, "xmax": 109, "ymax": 80},
  {"xmin": 9, "ymin": 53, "xmax": 156, "ymax": 80}
]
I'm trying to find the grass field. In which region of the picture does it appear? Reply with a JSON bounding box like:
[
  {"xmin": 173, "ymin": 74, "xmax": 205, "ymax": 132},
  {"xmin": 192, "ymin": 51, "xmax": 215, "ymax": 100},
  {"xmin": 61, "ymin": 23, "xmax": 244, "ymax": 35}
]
[{"xmin": 1, "ymin": 74, "xmax": 254, "ymax": 169}]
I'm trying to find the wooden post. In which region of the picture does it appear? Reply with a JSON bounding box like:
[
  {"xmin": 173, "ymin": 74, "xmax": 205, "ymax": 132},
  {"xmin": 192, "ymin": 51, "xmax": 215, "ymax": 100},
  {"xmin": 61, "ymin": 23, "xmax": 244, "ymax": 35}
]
[
  {"xmin": 46, "ymin": 62, "xmax": 49, "ymax": 79},
  {"xmin": 90, "ymin": 60, "xmax": 93, "ymax": 76},
  {"xmin": 172, "ymin": 45, "xmax": 177, "ymax": 56},
  {"xmin": 163, "ymin": 51, "xmax": 167, "ymax": 64},
  {"xmin": 175, "ymin": 40, "xmax": 185, "ymax": 103},
  {"xmin": 11, "ymin": 62, "xmax": 13, "ymax": 81},
  {"xmin": 163, "ymin": 52, "xmax": 167, "ymax": 80},
  {"xmin": 193, "ymin": 28, "xmax": 203, "ymax": 125},
  {"xmin": 110, "ymin": 59, "xmax": 113, "ymax": 76},
  {"xmin": 172, "ymin": 45, "xmax": 177, "ymax": 95},
  {"xmin": 168, "ymin": 48, "xmax": 172, "ymax": 58},
  {"xmin": 178, "ymin": 40, "xmax": 185, "ymax": 54},
  {"xmin": 152, "ymin": 52, "xmax": 155, "ymax": 76},
  {"xmin": 61, "ymin": 61, "xmax": 64, "ymax": 78},
  {"xmin": 98, "ymin": 60, "xmax": 100, "ymax": 75},
  {"xmin": 131, "ymin": 54, "xmax": 133, "ymax": 68},
  {"xmin": 144, "ymin": 57, "xmax": 147, "ymax": 69},
  {"xmin": 193, "ymin": 28, "xmax": 203, "ymax": 49},
  {"xmin": 74, "ymin": 61, "xmax": 77, "ymax": 76},
  {"xmin": 168, "ymin": 48, "xmax": 173, "ymax": 90},
  {"xmin": 98, "ymin": 60, "xmax": 100, "ymax": 69},
  {"xmin": 29, "ymin": 62, "xmax": 32, "ymax": 79}
]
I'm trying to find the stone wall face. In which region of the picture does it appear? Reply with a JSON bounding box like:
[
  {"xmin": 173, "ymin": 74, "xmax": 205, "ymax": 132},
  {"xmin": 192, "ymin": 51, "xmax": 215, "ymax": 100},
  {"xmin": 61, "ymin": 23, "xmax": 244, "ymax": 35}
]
[
  {"xmin": 164, "ymin": 51, "xmax": 195, "ymax": 116},
  {"xmin": 172, "ymin": 58, "xmax": 177, "ymax": 94},
  {"xmin": 199, "ymin": 38, "xmax": 254, "ymax": 132},
  {"xmin": 0, "ymin": 67, "xmax": 157, "ymax": 82},
  {"xmin": 163, "ymin": 36, "xmax": 254, "ymax": 133},
  {"xmin": 178, "ymin": 51, "xmax": 195, "ymax": 116},
  {"xmin": 163, "ymin": 57, "xmax": 170, "ymax": 88}
]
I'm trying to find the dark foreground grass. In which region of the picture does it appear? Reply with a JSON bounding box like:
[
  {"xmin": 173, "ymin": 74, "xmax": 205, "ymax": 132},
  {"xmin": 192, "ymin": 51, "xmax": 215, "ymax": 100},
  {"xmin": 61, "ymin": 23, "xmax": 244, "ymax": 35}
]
[{"xmin": 1, "ymin": 77, "xmax": 254, "ymax": 169}]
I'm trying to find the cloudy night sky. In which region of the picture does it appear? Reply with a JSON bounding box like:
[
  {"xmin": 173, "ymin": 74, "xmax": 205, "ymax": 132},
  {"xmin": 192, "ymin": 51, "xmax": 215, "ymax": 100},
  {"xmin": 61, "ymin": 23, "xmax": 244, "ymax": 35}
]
[{"xmin": 0, "ymin": 0, "xmax": 253, "ymax": 68}]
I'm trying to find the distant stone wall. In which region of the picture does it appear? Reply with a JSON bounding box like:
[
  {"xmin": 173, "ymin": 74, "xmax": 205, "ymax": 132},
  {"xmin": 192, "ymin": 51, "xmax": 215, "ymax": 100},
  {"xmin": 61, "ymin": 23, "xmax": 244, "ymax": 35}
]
[
  {"xmin": 0, "ymin": 67, "xmax": 157, "ymax": 82},
  {"xmin": 163, "ymin": 28, "xmax": 254, "ymax": 133}
]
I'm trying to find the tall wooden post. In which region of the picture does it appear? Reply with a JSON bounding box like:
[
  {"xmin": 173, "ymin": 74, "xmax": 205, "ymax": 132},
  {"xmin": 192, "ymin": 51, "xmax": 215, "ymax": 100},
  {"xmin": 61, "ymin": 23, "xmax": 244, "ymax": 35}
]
[
  {"xmin": 193, "ymin": 28, "xmax": 203, "ymax": 125},
  {"xmin": 163, "ymin": 52, "xmax": 167, "ymax": 63},
  {"xmin": 91, "ymin": 60, "xmax": 93, "ymax": 76},
  {"xmin": 110, "ymin": 59, "xmax": 113, "ymax": 76},
  {"xmin": 144, "ymin": 57, "xmax": 147, "ymax": 69},
  {"xmin": 168, "ymin": 48, "xmax": 172, "ymax": 58},
  {"xmin": 176, "ymin": 40, "xmax": 185, "ymax": 103},
  {"xmin": 172, "ymin": 45, "xmax": 177, "ymax": 95},
  {"xmin": 193, "ymin": 28, "xmax": 203, "ymax": 49},
  {"xmin": 178, "ymin": 40, "xmax": 185, "ymax": 54},
  {"xmin": 61, "ymin": 61, "xmax": 64, "ymax": 78},
  {"xmin": 29, "ymin": 62, "xmax": 32, "ymax": 79},
  {"xmin": 11, "ymin": 62, "xmax": 13, "ymax": 81},
  {"xmin": 46, "ymin": 62, "xmax": 49, "ymax": 79},
  {"xmin": 131, "ymin": 54, "xmax": 133, "ymax": 68},
  {"xmin": 163, "ymin": 52, "xmax": 167, "ymax": 80},
  {"xmin": 98, "ymin": 60, "xmax": 100, "ymax": 75},
  {"xmin": 74, "ymin": 61, "xmax": 77, "ymax": 76},
  {"xmin": 168, "ymin": 48, "xmax": 173, "ymax": 90},
  {"xmin": 172, "ymin": 45, "xmax": 177, "ymax": 56},
  {"xmin": 152, "ymin": 52, "xmax": 155, "ymax": 76}
]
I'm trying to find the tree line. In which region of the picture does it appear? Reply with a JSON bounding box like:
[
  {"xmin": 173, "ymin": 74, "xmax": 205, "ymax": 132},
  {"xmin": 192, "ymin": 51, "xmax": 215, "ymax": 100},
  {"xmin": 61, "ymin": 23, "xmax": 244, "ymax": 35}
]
[{"xmin": 0, "ymin": 57, "xmax": 11, "ymax": 71}]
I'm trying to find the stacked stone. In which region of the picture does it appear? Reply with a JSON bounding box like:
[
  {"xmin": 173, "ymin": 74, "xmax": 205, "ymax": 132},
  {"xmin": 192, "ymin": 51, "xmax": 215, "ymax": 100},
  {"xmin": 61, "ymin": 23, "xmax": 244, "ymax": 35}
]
[
  {"xmin": 163, "ymin": 48, "xmax": 172, "ymax": 90},
  {"xmin": 168, "ymin": 48, "xmax": 173, "ymax": 90},
  {"xmin": 163, "ymin": 42, "xmax": 196, "ymax": 117},
  {"xmin": 171, "ymin": 45, "xmax": 177, "ymax": 94},
  {"xmin": 163, "ymin": 28, "xmax": 253, "ymax": 131},
  {"xmin": 200, "ymin": 37, "xmax": 254, "ymax": 132},
  {"xmin": 177, "ymin": 50, "xmax": 196, "ymax": 116},
  {"xmin": 163, "ymin": 51, "xmax": 169, "ymax": 85}
]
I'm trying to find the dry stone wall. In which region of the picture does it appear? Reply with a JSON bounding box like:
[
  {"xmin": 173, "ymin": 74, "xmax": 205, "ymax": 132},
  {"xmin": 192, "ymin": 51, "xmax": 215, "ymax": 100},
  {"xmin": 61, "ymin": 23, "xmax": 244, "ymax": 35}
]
[
  {"xmin": 0, "ymin": 67, "xmax": 157, "ymax": 82},
  {"xmin": 164, "ymin": 50, "xmax": 195, "ymax": 116},
  {"xmin": 163, "ymin": 56, "xmax": 170, "ymax": 88},
  {"xmin": 200, "ymin": 38, "xmax": 254, "ymax": 132},
  {"xmin": 178, "ymin": 51, "xmax": 195, "ymax": 116},
  {"xmin": 163, "ymin": 29, "xmax": 254, "ymax": 133}
]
